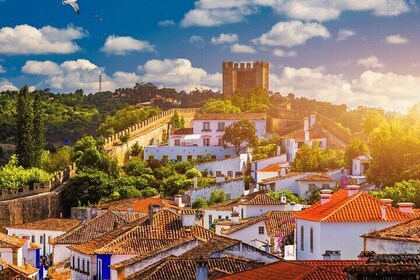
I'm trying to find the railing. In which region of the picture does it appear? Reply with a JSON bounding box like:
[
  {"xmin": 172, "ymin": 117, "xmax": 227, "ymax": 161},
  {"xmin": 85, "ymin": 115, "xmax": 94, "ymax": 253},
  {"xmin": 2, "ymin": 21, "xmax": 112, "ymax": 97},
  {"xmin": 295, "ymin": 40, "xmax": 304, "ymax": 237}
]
[
  {"xmin": 104, "ymin": 108, "xmax": 200, "ymax": 148},
  {"xmin": 0, "ymin": 163, "xmax": 77, "ymax": 201}
]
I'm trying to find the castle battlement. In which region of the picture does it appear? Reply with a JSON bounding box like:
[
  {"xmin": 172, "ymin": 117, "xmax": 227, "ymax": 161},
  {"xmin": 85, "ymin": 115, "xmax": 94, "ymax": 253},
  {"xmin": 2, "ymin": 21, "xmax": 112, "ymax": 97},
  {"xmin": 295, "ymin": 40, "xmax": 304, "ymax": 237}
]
[{"xmin": 223, "ymin": 61, "xmax": 269, "ymax": 71}]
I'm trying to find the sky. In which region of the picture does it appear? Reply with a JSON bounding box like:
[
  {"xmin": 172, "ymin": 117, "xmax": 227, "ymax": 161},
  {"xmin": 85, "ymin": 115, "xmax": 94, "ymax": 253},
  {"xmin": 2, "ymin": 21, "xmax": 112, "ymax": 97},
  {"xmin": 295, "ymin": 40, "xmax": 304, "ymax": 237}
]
[{"xmin": 1, "ymin": 0, "xmax": 420, "ymax": 112}]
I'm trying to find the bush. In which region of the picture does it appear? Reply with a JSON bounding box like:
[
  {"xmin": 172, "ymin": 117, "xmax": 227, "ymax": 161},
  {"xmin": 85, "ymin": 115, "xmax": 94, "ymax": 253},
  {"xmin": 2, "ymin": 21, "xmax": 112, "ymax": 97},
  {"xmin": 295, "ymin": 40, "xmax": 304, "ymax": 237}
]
[
  {"xmin": 268, "ymin": 190, "xmax": 307, "ymax": 205},
  {"xmin": 209, "ymin": 190, "xmax": 226, "ymax": 205},
  {"xmin": 192, "ymin": 198, "xmax": 208, "ymax": 209},
  {"xmin": 185, "ymin": 168, "xmax": 202, "ymax": 179}
]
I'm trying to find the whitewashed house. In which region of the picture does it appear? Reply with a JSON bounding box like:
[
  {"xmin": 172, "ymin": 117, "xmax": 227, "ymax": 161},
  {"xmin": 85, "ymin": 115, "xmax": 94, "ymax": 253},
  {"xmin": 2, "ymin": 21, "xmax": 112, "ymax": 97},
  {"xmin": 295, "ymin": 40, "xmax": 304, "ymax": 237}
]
[
  {"xmin": 249, "ymin": 154, "xmax": 288, "ymax": 183},
  {"xmin": 294, "ymin": 185, "xmax": 412, "ymax": 260},
  {"xmin": 350, "ymin": 154, "xmax": 372, "ymax": 184},
  {"xmin": 194, "ymin": 153, "xmax": 250, "ymax": 178},
  {"xmin": 6, "ymin": 218, "xmax": 81, "ymax": 257}
]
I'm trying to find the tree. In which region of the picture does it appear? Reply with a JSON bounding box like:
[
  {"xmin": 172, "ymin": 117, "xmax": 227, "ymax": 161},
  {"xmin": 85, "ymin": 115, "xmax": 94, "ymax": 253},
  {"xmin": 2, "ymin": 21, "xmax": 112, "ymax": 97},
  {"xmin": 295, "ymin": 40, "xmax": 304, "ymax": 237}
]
[
  {"xmin": 222, "ymin": 120, "xmax": 258, "ymax": 155},
  {"xmin": 344, "ymin": 138, "xmax": 369, "ymax": 168},
  {"xmin": 361, "ymin": 110, "xmax": 387, "ymax": 135},
  {"xmin": 291, "ymin": 143, "xmax": 344, "ymax": 172},
  {"xmin": 130, "ymin": 141, "xmax": 143, "ymax": 157},
  {"xmin": 367, "ymin": 120, "xmax": 420, "ymax": 187},
  {"xmin": 370, "ymin": 180, "xmax": 420, "ymax": 208},
  {"xmin": 41, "ymin": 146, "xmax": 72, "ymax": 173},
  {"xmin": 192, "ymin": 198, "xmax": 207, "ymax": 209},
  {"xmin": 202, "ymin": 99, "xmax": 241, "ymax": 113},
  {"xmin": 209, "ymin": 190, "xmax": 226, "ymax": 204},
  {"xmin": 120, "ymin": 133, "xmax": 130, "ymax": 148},
  {"xmin": 169, "ymin": 111, "xmax": 185, "ymax": 128},
  {"xmin": 16, "ymin": 86, "xmax": 34, "ymax": 168},
  {"xmin": 32, "ymin": 91, "xmax": 45, "ymax": 168},
  {"xmin": 185, "ymin": 168, "xmax": 202, "ymax": 179},
  {"xmin": 268, "ymin": 190, "xmax": 306, "ymax": 205}
]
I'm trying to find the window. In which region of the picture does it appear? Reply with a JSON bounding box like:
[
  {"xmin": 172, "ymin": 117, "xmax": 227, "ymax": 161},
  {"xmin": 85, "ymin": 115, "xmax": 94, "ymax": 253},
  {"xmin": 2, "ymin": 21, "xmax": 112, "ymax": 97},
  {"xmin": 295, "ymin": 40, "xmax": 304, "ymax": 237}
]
[
  {"xmin": 211, "ymin": 155, "xmax": 216, "ymax": 160},
  {"xmin": 310, "ymin": 227, "xmax": 314, "ymax": 253},
  {"xmin": 77, "ymin": 257, "xmax": 80, "ymax": 269},
  {"xmin": 40, "ymin": 236, "xmax": 43, "ymax": 244},
  {"xmin": 162, "ymin": 155, "xmax": 169, "ymax": 162},
  {"xmin": 218, "ymin": 138, "xmax": 224, "ymax": 146},
  {"xmin": 208, "ymin": 215, "xmax": 213, "ymax": 228},
  {"xmin": 226, "ymin": 216, "xmax": 229, "ymax": 220},
  {"xmin": 98, "ymin": 259, "xmax": 102, "ymax": 280},
  {"xmin": 148, "ymin": 155, "xmax": 154, "ymax": 160},
  {"xmin": 202, "ymin": 122, "xmax": 211, "ymax": 131},
  {"xmin": 227, "ymin": 171, "xmax": 233, "ymax": 177},
  {"xmin": 322, "ymin": 184, "xmax": 330, "ymax": 189},
  {"xmin": 241, "ymin": 209, "xmax": 244, "ymax": 219},
  {"xmin": 31, "ymin": 235, "xmax": 35, "ymax": 243},
  {"xmin": 87, "ymin": 261, "xmax": 90, "ymax": 274},
  {"xmin": 308, "ymin": 184, "xmax": 317, "ymax": 192},
  {"xmin": 258, "ymin": 226, "xmax": 265, "ymax": 235},
  {"xmin": 218, "ymin": 215, "xmax": 222, "ymax": 220},
  {"xmin": 216, "ymin": 171, "xmax": 222, "ymax": 176},
  {"xmin": 72, "ymin": 256, "xmax": 75, "ymax": 268},
  {"xmin": 301, "ymin": 226, "xmax": 304, "ymax": 251},
  {"xmin": 203, "ymin": 138, "xmax": 210, "ymax": 146},
  {"xmin": 197, "ymin": 155, "xmax": 203, "ymax": 161},
  {"xmin": 217, "ymin": 122, "xmax": 225, "ymax": 131},
  {"xmin": 176, "ymin": 155, "xmax": 182, "ymax": 161},
  {"xmin": 82, "ymin": 259, "xmax": 85, "ymax": 272},
  {"xmin": 174, "ymin": 139, "xmax": 180, "ymax": 146},
  {"xmin": 187, "ymin": 155, "xmax": 193, "ymax": 161}
]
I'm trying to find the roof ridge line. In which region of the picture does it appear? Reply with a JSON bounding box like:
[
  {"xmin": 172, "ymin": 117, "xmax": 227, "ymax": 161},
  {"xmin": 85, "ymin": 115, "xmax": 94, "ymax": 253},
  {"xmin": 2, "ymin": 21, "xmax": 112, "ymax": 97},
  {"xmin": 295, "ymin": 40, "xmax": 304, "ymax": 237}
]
[{"xmin": 320, "ymin": 191, "xmax": 362, "ymax": 222}]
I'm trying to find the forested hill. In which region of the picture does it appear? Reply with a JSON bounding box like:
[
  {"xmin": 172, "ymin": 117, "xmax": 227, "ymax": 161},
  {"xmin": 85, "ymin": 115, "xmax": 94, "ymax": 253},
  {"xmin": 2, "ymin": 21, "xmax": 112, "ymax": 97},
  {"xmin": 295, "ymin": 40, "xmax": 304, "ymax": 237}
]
[{"xmin": 0, "ymin": 83, "xmax": 395, "ymax": 149}]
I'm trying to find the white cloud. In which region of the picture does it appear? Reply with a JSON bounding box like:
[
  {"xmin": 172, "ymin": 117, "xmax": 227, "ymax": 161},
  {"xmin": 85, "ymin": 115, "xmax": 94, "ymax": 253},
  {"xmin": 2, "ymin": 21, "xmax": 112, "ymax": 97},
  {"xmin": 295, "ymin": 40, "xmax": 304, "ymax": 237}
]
[
  {"xmin": 0, "ymin": 65, "xmax": 5, "ymax": 73},
  {"xmin": 337, "ymin": 28, "xmax": 356, "ymax": 41},
  {"xmin": 385, "ymin": 34, "xmax": 409, "ymax": 44},
  {"xmin": 158, "ymin": 20, "xmax": 176, "ymax": 26},
  {"xmin": 272, "ymin": 48, "xmax": 297, "ymax": 57},
  {"xmin": 211, "ymin": 33, "xmax": 239, "ymax": 45},
  {"xmin": 357, "ymin": 56, "xmax": 384, "ymax": 69},
  {"xmin": 230, "ymin": 43, "xmax": 256, "ymax": 54},
  {"xmin": 270, "ymin": 66, "xmax": 420, "ymax": 112},
  {"xmin": 252, "ymin": 21, "xmax": 330, "ymax": 47},
  {"xmin": 189, "ymin": 35, "xmax": 204, "ymax": 43},
  {"xmin": 21, "ymin": 58, "xmax": 221, "ymax": 93},
  {"xmin": 101, "ymin": 35, "xmax": 154, "ymax": 55},
  {"xmin": 0, "ymin": 25, "xmax": 86, "ymax": 55},
  {"xmin": 0, "ymin": 79, "xmax": 18, "ymax": 92},
  {"xmin": 181, "ymin": 0, "xmax": 410, "ymax": 27},
  {"xmin": 22, "ymin": 60, "xmax": 63, "ymax": 75}
]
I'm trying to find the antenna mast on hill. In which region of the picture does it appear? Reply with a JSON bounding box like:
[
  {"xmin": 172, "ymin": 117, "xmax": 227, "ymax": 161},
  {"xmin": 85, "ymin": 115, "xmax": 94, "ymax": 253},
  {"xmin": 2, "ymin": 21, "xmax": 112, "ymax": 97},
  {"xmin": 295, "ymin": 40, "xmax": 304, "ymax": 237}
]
[{"xmin": 99, "ymin": 72, "xmax": 102, "ymax": 93}]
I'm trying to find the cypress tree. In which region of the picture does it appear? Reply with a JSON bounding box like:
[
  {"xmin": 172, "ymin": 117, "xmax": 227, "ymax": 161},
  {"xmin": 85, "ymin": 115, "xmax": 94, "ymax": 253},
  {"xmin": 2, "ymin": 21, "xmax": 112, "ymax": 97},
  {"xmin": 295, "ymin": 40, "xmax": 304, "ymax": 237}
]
[
  {"xmin": 33, "ymin": 91, "xmax": 45, "ymax": 168},
  {"xmin": 15, "ymin": 85, "xmax": 34, "ymax": 168}
]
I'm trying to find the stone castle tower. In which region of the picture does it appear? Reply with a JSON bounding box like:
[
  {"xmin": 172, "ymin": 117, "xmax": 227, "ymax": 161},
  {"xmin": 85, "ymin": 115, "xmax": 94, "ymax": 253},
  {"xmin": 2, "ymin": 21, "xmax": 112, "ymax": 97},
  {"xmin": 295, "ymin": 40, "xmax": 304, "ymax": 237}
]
[{"xmin": 222, "ymin": 61, "xmax": 269, "ymax": 97}]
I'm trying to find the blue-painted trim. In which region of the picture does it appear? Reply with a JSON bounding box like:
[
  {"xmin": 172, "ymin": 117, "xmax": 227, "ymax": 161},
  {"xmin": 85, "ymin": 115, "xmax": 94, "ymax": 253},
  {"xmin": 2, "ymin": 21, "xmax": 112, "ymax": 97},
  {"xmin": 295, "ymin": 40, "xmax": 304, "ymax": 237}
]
[
  {"xmin": 97, "ymin": 254, "xmax": 111, "ymax": 280},
  {"xmin": 35, "ymin": 249, "xmax": 43, "ymax": 279}
]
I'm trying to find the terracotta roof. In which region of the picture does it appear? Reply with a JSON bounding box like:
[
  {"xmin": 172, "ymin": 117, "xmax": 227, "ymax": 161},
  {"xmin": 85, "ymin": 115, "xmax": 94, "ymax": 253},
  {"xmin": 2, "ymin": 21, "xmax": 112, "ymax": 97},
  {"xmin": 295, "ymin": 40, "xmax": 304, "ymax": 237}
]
[
  {"xmin": 295, "ymin": 260, "xmax": 365, "ymax": 275},
  {"xmin": 296, "ymin": 174, "xmax": 336, "ymax": 182},
  {"xmin": 241, "ymin": 193, "xmax": 285, "ymax": 205},
  {"xmin": 222, "ymin": 211, "xmax": 296, "ymax": 237},
  {"xmin": 203, "ymin": 199, "xmax": 240, "ymax": 211},
  {"xmin": 70, "ymin": 210, "xmax": 214, "ymax": 255},
  {"xmin": 0, "ymin": 233, "xmax": 26, "ymax": 248},
  {"xmin": 257, "ymin": 162, "xmax": 288, "ymax": 172},
  {"xmin": 181, "ymin": 209, "xmax": 196, "ymax": 215},
  {"xmin": 51, "ymin": 210, "xmax": 145, "ymax": 245},
  {"xmin": 217, "ymin": 260, "xmax": 346, "ymax": 280},
  {"xmin": 132, "ymin": 197, "xmax": 183, "ymax": 212},
  {"xmin": 194, "ymin": 113, "xmax": 266, "ymax": 121},
  {"xmin": 345, "ymin": 254, "xmax": 420, "ymax": 275},
  {"xmin": 0, "ymin": 267, "xmax": 31, "ymax": 280},
  {"xmin": 293, "ymin": 189, "xmax": 411, "ymax": 223},
  {"xmin": 126, "ymin": 256, "xmax": 262, "ymax": 280},
  {"xmin": 6, "ymin": 219, "xmax": 81, "ymax": 232},
  {"xmin": 8, "ymin": 262, "xmax": 38, "ymax": 276},
  {"xmin": 97, "ymin": 198, "xmax": 140, "ymax": 211},
  {"xmin": 280, "ymin": 124, "xmax": 326, "ymax": 141},
  {"xmin": 261, "ymin": 172, "xmax": 304, "ymax": 184},
  {"xmin": 29, "ymin": 243, "xmax": 41, "ymax": 249},
  {"xmin": 180, "ymin": 236, "xmax": 239, "ymax": 259},
  {"xmin": 362, "ymin": 217, "xmax": 420, "ymax": 243},
  {"xmin": 170, "ymin": 127, "xmax": 194, "ymax": 135}
]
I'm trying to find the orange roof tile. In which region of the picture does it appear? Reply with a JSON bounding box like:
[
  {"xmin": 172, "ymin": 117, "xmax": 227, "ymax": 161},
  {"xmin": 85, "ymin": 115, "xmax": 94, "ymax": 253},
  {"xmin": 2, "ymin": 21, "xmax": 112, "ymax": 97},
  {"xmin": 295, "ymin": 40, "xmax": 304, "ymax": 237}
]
[
  {"xmin": 293, "ymin": 189, "xmax": 411, "ymax": 223},
  {"xmin": 241, "ymin": 193, "xmax": 285, "ymax": 205},
  {"xmin": 7, "ymin": 219, "xmax": 81, "ymax": 232},
  {"xmin": 258, "ymin": 162, "xmax": 288, "ymax": 172},
  {"xmin": 0, "ymin": 233, "xmax": 26, "ymax": 248},
  {"xmin": 261, "ymin": 172, "xmax": 304, "ymax": 184},
  {"xmin": 132, "ymin": 197, "xmax": 183, "ymax": 213},
  {"xmin": 170, "ymin": 127, "xmax": 194, "ymax": 135},
  {"xmin": 280, "ymin": 125, "xmax": 326, "ymax": 141},
  {"xmin": 362, "ymin": 217, "xmax": 420, "ymax": 243},
  {"xmin": 296, "ymin": 174, "xmax": 336, "ymax": 182},
  {"xmin": 194, "ymin": 112, "xmax": 266, "ymax": 121}
]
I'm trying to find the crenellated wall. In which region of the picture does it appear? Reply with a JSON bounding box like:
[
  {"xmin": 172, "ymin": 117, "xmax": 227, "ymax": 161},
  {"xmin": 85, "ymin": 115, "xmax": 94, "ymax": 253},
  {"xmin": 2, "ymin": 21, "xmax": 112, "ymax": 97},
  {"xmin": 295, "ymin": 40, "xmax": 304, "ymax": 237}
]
[{"xmin": 104, "ymin": 108, "xmax": 200, "ymax": 164}]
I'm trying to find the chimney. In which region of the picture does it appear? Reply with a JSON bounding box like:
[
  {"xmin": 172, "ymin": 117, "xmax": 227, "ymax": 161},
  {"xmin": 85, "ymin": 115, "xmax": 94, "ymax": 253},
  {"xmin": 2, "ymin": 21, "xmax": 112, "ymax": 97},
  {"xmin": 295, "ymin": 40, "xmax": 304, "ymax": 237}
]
[
  {"xmin": 322, "ymin": 250, "xmax": 341, "ymax": 261},
  {"xmin": 381, "ymin": 205, "xmax": 387, "ymax": 221},
  {"xmin": 310, "ymin": 115, "xmax": 316, "ymax": 127},
  {"xmin": 174, "ymin": 194, "xmax": 184, "ymax": 207},
  {"xmin": 182, "ymin": 210, "xmax": 196, "ymax": 227},
  {"xmin": 280, "ymin": 167, "xmax": 286, "ymax": 177},
  {"xmin": 346, "ymin": 185, "xmax": 359, "ymax": 197},
  {"xmin": 397, "ymin": 202, "xmax": 414, "ymax": 214},
  {"xmin": 304, "ymin": 117, "xmax": 309, "ymax": 132},
  {"xmin": 276, "ymin": 146, "xmax": 281, "ymax": 156},
  {"xmin": 380, "ymin": 199, "xmax": 393, "ymax": 207},
  {"xmin": 280, "ymin": 194, "xmax": 287, "ymax": 204},
  {"xmin": 320, "ymin": 189, "xmax": 333, "ymax": 205},
  {"xmin": 196, "ymin": 256, "xmax": 208, "ymax": 280},
  {"xmin": 358, "ymin": 250, "xmax": 376, "ymax": 262},
  {"xmin": 231, "ymin": 211, "xmax": 240, "ymax": 225},
  {"xmin": 148, "ymin": 204, "xmax": 161, "ymax": 224},
  {"xmin": 304, "ymin": 130, "xmax": 310, "ymax": 143},
  {"xmin": 193, "ymin": 176, "xmax": 198, "ymax": 189}
]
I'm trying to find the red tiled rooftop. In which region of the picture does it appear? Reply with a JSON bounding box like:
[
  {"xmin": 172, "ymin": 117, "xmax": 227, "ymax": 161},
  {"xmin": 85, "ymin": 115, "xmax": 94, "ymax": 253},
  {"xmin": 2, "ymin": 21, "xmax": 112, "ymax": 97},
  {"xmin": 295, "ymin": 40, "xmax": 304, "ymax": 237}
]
[
  {"xmin": 362, "ymin": 217, "xmax": 420, "ymax": 243},
  {"xmin": 0, "ymin": 233, "xmax": 26, "ymax": 249},
  {"xmin": 132, "ymin": 197, "xmax": 183, "ymax": 213},
  {"xmin": 296, "ymin": 174, "xmax": 336, "ymax": 182},
  {"xmin": 258, "ymin": 162, "xmax": 288, "ymax": 172},
  {"xmin": 6, "ymin": 219, "xmax": 81, "ymax": 232},
  {"xmin": 170, "ymin": 127, "xmax": 194, "ymax": 135},
  {"xmin": 293, "ymin": 189, "xmax": 411, "ymax": 223}
]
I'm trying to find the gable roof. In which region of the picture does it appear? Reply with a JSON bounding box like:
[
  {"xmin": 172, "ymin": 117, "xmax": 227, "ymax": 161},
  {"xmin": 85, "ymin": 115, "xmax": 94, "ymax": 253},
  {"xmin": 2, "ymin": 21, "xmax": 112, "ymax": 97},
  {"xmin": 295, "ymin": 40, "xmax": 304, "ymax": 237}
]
[
  {"xmin": 6, "ymin": 219, "xmax": 81, "ymax": 232},
  {"xmin": 131, "ymin": 197, "xmax": 183, "ymax": 212},
  {"xmin": 217, "ymin": 260, "xmax": 347, "ymax": 280},
  {"xmin": 69, "ymin": 209, "xmax": 214, "ymax": 255},
  {"xmin": 0, "ymin": 267, "xmax": 31, "ymax": 280},
  {"xmin": 203, "ymin": 192, "xmax": 284, "ymax": 211},
  {"xmin": 257, "ymin": 162, "xmax": 288, "ymax": 172},
  {"xmin": 296, "ymin": 174, "xmax": 336, "ymax": 182},
  {"xmin": 362, "ymin": 217, "xmax": 420, "ymax": 243},
  {"xmin": 293, "ymin": 189, "xmax": 411, "ymax": 223},
  {"xmin": 261, "ymin": 172, "xmax": 306, "ymax": 184},
  {"xmin": 0, "ymin": 233, "xmax": 26, "ymax": 249},
  {"xmin": 345, "ymin": 254, "xmax": 420, "ymax": 275},
  {"xmin": 51, "ymin": 210, "xmax": 145, "ymax": 245},
  {"xmin": 194, "ymin": 113, "xmax": 266, "ymax": 121},
  {"xmin": 222, "ymin": 211, "xmax": 296, "ymax": 237},
  {"xmin": 280, "ymin": 124, "xmax": 326, "ymax": 141},
  {"xmin": 241, "ymin": 193, "xmax": 285, "ymax": 206},
  {"xmin": 170, "ymin": 127, "xmax": 194, "ymax": 135},
  {"xmin": 126, "ymin": 256, "xmax": 262, "ymax": 280}
]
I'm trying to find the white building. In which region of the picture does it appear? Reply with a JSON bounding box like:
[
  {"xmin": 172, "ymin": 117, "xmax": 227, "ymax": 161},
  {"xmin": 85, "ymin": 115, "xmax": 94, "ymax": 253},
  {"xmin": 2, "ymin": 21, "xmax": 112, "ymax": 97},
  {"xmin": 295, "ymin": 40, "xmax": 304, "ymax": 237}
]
[
  {"xmin": 249, "ymin": 154, "xmax": 288, "ymax": 183},
  {"xmin": 143, "ymin": 146, "xmax": 237, "ymax": 161},
  {"xmin": 6, "ymin": 218, "xmax": 81, "ymax": 257},
  {"xmin": 194, "ymin": 153, "xmax": 250, "ymax": 178},
  {"xmin": 294, "ymin": 185, "xmax": 412, "ymax": 260}
]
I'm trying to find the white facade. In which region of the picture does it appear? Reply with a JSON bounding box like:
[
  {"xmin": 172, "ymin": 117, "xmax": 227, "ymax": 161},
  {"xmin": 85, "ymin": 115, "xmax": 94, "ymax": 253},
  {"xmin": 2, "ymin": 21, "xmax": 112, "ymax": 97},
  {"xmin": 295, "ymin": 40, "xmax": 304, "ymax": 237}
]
[
  {"xmin": 6, "ymin": 228, "xmax": 65, "ymax": 256},
  {"xmin": 352, "ymin": 155, "xmax": 371, "ymax": 176},
  {"xmin": 203, "ymin": 210, "xmax": 233, "ymax": 229},
  {"xmin": 70, "ymin": 250, "xmax": 96, "ymax": 280},
  {"xmin": 194, "ymin": 154, "xmax": 250, "ymax": 178},
  {"xmin": 52, "ymin": 244, "xmax": 72, "ymax": 265},
  {"xmin": 296, "ymin": 180, "xmax": 336, "ymax": 199},
  {"xmin": 264, "ymin": 173, "xmax": 311, "ymax": 193},
  {"xmin": 225, "ymin": 221, "xmax": 270, "ymax": 252},
  {"xmin": 144, "ymin": 146, "xmax": 237, "ymax": 161},
  {"xmin": 296, "ymin": 220, "xmax": 398, "ymax": 260},
  {"xmin": 365, "ymin": 238, "xmax": 420, "ymax": 255},
  {"xmin": 250, "ymin": 154, "xmax": 288, "ymax": 183}
]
